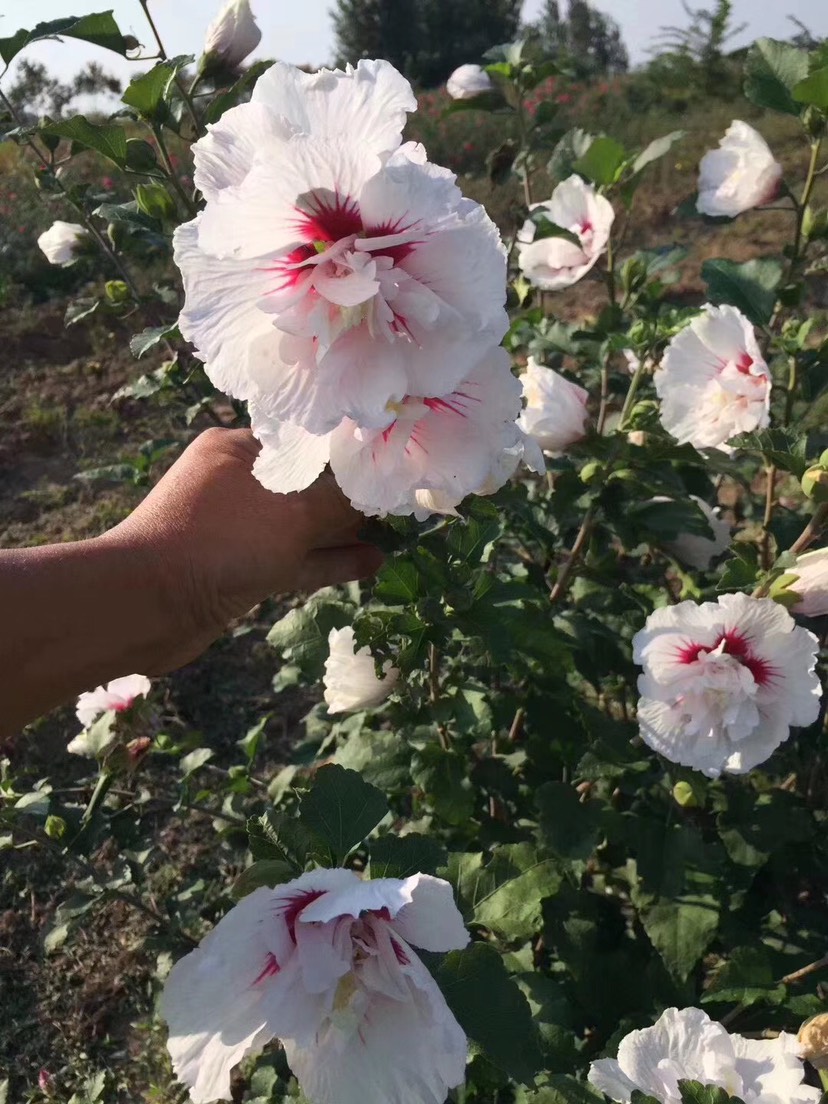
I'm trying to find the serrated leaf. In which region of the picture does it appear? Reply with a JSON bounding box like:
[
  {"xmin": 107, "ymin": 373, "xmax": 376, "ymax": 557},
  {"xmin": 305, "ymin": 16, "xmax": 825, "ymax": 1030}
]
[
  {"xmin": 573, "ymin": 135, "xmax": 627, "ymax": 186},
  {"xmin": 266, "ymin": 593, "xmax": 351, "ymax": 678},
  {"xmin": 41, "ymin": 115, "xmax": 128, "ymax": 167},
  {"xmin": 0, "ymin": 12, "xmax": 133, "ymax": 66},
  {"xmin": 232, "ymin": 859, "xmax": 294, "ymax": 899},
  {"xmin": 429, "ymin": 943, "xmax": 543, "ymax": 1083},
  {"xmin": 639, "ymin": 896, "xmax": 720, "ymax": 981},
  {"xmin": 726, "ymin": 427, "xmax": 809, "ymax": 476},
  {"xmin": 247, "ymin": 810, "xmax": 323, "ymax": 870},
  {"xmin": 473, "ymin": 854, "xmax": 561, "ymax": 942},
  {"xmin": 333, "ymin": 728, "xmax": 412, "ymax": 791},
  {"xmin": 121, "ymin": 55, "xmax": 193, "ymax": 122},
  {"xmin": 369, "ymin": 835, "xmax": 446, "ymax": 879},
  {"xmin": 523, "ymin": 1080, "xmax": 605, "ymax": 1104},
  {"xmin": 744, "ymin": 38, "xmax": 810, "ymax": 115},
  {"xmin": 632, "ymin": 130, "xmax": 685, "ymax": 175},
  {"xmin": 130, "ymin": 323, "xmax": 178, "ymax": 358},
  {"xmin": 793, "ymin": 65, "xmax": 828, "ymax": 108},
  {"xmin": 374, "ymin": 559, "xmax": 420, "ymax": 604},
  {"xmin": 537, "ymin": 782, "xmax": 604, "ymax": 862},
  {"xmin": 412, "ymin": 745, "xmax": 475, "ymax": 825},
  {"xmin": 701, "ymin": 258, "xmax": 782, "ymax": 326},
  {"xmin": 298, "ymin": 765, "xmax": 388, "ymax": 863},
  {"xmin": 702, "ymin": 944, "xmax": 787, "ymax": 1007},
  {"xmin": 678, "ymin": 1081, "xmax": 745, "ymax": 1104}
]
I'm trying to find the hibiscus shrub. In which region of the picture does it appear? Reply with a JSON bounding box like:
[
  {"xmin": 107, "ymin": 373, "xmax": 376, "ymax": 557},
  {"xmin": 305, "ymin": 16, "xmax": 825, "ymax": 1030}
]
[{"xmin": 3, "ymin": 11, "xmax": 828, "ymax": 1104}]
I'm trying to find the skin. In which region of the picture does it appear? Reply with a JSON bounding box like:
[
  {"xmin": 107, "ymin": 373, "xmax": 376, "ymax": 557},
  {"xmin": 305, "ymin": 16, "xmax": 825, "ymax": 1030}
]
[{"xmin": 1, "ymin": 428, "xmax": 384, "ymax": 737}]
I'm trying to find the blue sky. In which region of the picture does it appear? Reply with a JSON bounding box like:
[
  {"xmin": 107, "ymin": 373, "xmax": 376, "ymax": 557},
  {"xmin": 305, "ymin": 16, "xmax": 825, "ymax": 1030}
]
[{"xmin": 1, "ymin": 0, "xmax": 826, "ymax": 86}]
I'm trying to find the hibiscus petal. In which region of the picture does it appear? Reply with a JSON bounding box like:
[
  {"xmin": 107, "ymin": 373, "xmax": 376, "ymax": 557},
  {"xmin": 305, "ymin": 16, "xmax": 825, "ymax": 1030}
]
[
  {"xmin": 251, "ymin": 418, "xmax": 332, "ymax": 494},
  {"xmin": 390, "ymin": 874, "xmax": 470, "ymax": 952}
]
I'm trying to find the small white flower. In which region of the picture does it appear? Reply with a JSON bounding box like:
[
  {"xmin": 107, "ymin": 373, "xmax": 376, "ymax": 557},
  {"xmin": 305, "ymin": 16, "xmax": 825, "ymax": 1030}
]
[
  {"xmin": 202, "ymin": 0, "xmax": 261, "ymax": 69},
  {"xmin": 789, "ymin": 547, "xmax": 828, "ymax": 617},
  {"xmin": 446, "ymin": 64, "xmax": 492, "ymax": 100},
  {"xmin": 697, "ymin": 120, "xmax": 783, "ymax": 218},
  {"xmin": 632, "ymin": 592, "xmax": 821, "ymax": 777},
  {"xmin": 37, "ymin": 221, "xmax": 88, "ymax": 266},
  {"xmin": 656, "ymin": 304, "xmax": 770, "ymax": 451},
  {"xmin": 161, "ymin": 868, "xmax": 470, "ymax": 1104},
  {"xmin": 518, "ymin": 175, "xmax": 614, "ymax": 290},
  {"xmin": 589, "ymin": 1006, "xmax": 820, "ymax": 1104},
  {"xmin": 323, "ymin": 626, "xmax": 399, "ymax": 713},
  {"xmin": 649, "ymin": 495, "xmax": 731, "ymax": 570},
  {"xmin": 75, "ymin": 674, "xmax": 151, "ymax": 729},
  {"xmin": 251, "ymin": 348, "xmax": 529, "ymax": 518},
  {"xmin": 175, "ymin": 60, "xmax": 507, "ymax": 440},
  {"xmin": 517, "ymin": 356, "xmax": 589, "ymax": 455}
]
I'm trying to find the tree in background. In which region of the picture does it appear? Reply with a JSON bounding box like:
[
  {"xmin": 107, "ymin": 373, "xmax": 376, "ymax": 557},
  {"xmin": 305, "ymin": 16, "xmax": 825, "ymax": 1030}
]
[
  {"xmin": 524, "ymin": 0, "xmax": 629, "ymax": 77},
  {"xmin": 330, "ymin": 0, "xmax": 521, "ymax": 87},
  {"xmin": 649, "ymin": 0, "xmax": 745, "ymax": 96}
]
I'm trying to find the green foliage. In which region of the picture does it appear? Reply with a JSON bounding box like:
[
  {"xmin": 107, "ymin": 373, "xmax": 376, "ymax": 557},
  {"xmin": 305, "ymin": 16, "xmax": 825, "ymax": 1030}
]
[
  {"xmin": 0, "ymin": 12, "xmax": 135, "ymax": 67},
  {"xmin": 298, "ymin": 765, "xmax": 389, "ymax": 863},
  {"xmin": 744, "ymin": 39, "xmax": 810, "ymax": 115},
  {"xmin": 701, "ymin": 258, "xmax": 783, "ymax": 326}
]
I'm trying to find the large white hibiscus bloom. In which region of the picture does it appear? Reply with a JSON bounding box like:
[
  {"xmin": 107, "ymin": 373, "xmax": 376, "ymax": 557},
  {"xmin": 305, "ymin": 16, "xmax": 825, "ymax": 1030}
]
[
  {"xmin": 517, "ymin": 356, "xmax": 589, "ymax": 454},
  {"xmin": 518, "ymin": 175, "xmax": 614, "ymax": 290},
  {"xmin": 175, "ymin": 60, "xmax": 508, "ymax": 437},
  {"xmin": 589, "ymin": 1006, "xmax": 820, "ymax": 1104},
  {"xmin": 161, "ymin": 868, "xmax": 470, "ymax": 1104},
  {"xmin": 251, "ymin": 347, "xmax": 529, "ymax": 517},
  {"xmin": 632, "ymin": 592, "xmax": 820, "ymax": 777},
  {"xmin": 656, "ymin": 304, "xmax": 770, "ymax": 451},
  {"xmin": 324, "ymin": 626, "xmax": 400, "ymax": 713},
  {"xmin": 697, "ymin": 121, "xmax": 783, "ymax": 218}
]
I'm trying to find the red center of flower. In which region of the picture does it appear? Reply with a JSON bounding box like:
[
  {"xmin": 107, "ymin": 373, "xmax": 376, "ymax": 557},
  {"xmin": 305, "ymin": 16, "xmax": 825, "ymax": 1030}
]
[
  {"xmin": 675, "ymin": 629, "xmax": 775, "ymax": 686},
  {"xmin": 278, "ymin": 888, "xmax": 326, "ymax": 942},
  {"xmin": 735, "ymin": 352, "xmax": 754, "ymax": 375}
]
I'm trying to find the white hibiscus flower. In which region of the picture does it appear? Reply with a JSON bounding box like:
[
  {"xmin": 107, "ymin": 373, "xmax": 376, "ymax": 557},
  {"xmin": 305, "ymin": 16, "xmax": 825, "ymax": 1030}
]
[
  {"xmin": 446, "ymin": 64, "xmax": 492, "ymax": 100},
  {"xmin": 174, "ymin": 60, "xmax": 507, "ymax": 438},
  {"xmin": 251, "ymin": 347, "xmax": 529, "ymax": 517},
  {"xmin": 655, "ymin": 304, "xmax": 770, "ymax": 452},
  {"xmin": 632, "ymin": 592, "xmax": 821, "ymax": 777},
  {"xmin": 518, "ymin": 175, "xmax": 615, "ymax": 290},
  {"xmin": 323, "ymin": 626, "xmax": 399, "ymax": 713},
  {"xmin": 74, "ymin": 674, "xmax": 152, "ymax": 729},
  {"xmin": 697, "ymin": 121, "xmax": 783, "ymax": 218},
  {"xmin": 589, "ymin": 1006, "xmax": 820, "ymax": 1104},
  {"xmin": 202, "ymin": 0, "xmax": 261, "ymax": 70},
  {"xmin": 517, "ymin": 356, "xmax": 589, "ymax": 454},
  {"xmin": 161, "ymin": 868, "xmax": 470, "ymax": 1104},
  {"xmin": 37, "ymin": 221, "xmax": 88, "ymax": 266}
]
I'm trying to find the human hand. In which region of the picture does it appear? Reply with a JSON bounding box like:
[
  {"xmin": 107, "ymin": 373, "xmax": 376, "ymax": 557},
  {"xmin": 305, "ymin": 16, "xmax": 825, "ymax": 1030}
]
[{"xmin": 103, "ymin": 428, "xmax": 383, "ymax": 671}]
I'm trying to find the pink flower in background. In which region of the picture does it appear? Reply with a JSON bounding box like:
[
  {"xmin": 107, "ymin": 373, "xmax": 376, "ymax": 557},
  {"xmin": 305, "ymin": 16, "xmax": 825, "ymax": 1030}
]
[
  {"xmin": 101, "ymin": 176, "xmax": 114, "ymax": 190},
  {"xmin": 75, "ymin": 674, "xmax": 151, "ymax": 729},
  {"xmin": 656, "ymin": 304, "xmax": 770, "ymax": 451},
  {"xmin": 590, "ymin": 1007, "xmax": 820, "ymax": 1104},
  {"xmin": 632, "ymin": 593, "xmax": 820, "ymax": 777},
  {"xmin": 517, "ymin": 356, "xmax": 589, "ymax": 455},
  {"xmin": 323, "ymin": 626, "xmax": 399, "ymax": 713},
  {"xmin": 161, "ymin": 869, "xmax": 470, "ymax": 1104},
  {"xmin": 697, "ymin": 121, "xmax": 783, "ymax": 218},
  {"xmin": 518, "ymin": 175, "xmax": 614, "ymax": 290}
]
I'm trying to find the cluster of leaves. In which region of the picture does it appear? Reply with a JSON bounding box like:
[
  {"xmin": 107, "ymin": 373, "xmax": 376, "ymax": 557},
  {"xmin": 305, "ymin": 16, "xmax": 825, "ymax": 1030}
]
[{"xmin": 1, "ymin": 11, "xmax": 828, "ymax": 1104}]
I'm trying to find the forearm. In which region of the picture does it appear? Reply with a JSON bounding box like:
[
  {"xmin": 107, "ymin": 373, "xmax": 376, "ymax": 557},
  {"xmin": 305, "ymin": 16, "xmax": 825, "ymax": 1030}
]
[{"xmin": 1, "ymin": 532, "xmax": 183, "ymax": 737}]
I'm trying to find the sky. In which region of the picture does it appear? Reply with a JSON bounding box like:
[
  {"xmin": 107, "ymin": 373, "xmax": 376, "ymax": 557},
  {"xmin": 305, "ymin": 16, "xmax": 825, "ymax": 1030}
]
[{"xmin": 1, "ymin": 0, "xmax": 826, "ymax": 89}]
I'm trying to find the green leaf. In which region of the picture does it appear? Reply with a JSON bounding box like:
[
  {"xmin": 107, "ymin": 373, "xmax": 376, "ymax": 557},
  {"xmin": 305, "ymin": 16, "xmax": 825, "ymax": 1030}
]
[
  {"xmin": 631, "ymin": 130, "xmax": 685, "ymax": 175},
  {"xmin": 237, "ymin": 715, "xmax": 269, "ymax": 764},
  {"xmin": 529, "ymin": 213, "xmax": 583, "ymax": 248},
  {"xmin": 441, "ymin": 90, "xmax": 506, "ymax": 114},
  {"xmin": 701, "ymin": 257, "xmax": 783, "ymax": 326},
  {"xmin": 0, "ymin": 12, "xmax": 134, "ymax": 66},
  {"xmin": 41, "ymin": 115, "xmax": 128, "ymax": 167},
  {"xmin": 548, "ymin": 127, "xmax": 596, "ymax": 181},
  {"xmin": 298, "ymin": 764, "xmax": 388, "ymax": 863},
  {"xmin": 744, "ymin": 38, "xmax": 810, "ymax": 115},
  {"xmin": 430, "ymin": 943, "xmax": 543, "ymax": 1083},
  {"xmin": 374, "ymin": 559, "xmax": 420, "ymax": 604},
  {"xmin": 204, "ymin": 59, "xmax": 275, "ymax": 123},
  {"xmin": 333, "ymin": 728, "xmax": 412, "ymax": 791},
  {"xmin": 266, "ymin": 592, "xmax": 351, "ymax": 678},
  {"xmin": 631, "ymin": 1093, "xmax": 663, "ymax": 1104},
  {"xmin": 180, "ymin": 747, "xmax": 213, "ymax": 777},
  {"xmin": 369, "ymin": 835, "xmax": 447, "ymax": 879},
  {"xmin": 537, "ymin": 782, "xmax": 604, "ymax": 862},
  {"xmin": 121, "ymin": 55, "xmax": 193, "ymax": 123},
  {"xmin": 678, "ymin": 1081, "xmax": 745, "ymax": 1104},
  {"xmin": 726, "ymin": 427, "xmax": 809, "ymax": 477},
  {"xmin": 473, "ymin": 854, "xmax": 561, "ymax": 942},
  {"xmin": 702, "ymin": 945, "xmax": 787, "ymax": 1008},
  {"xmin": 232, "ymin": 859, "xmax": 294, "ymax": 899},
  {"xmin": 412, "ymin": 745, "xmax": 475, "ymax": 825},
  {"xmin": 523, "ymin": 1080, "xmax": 605, "ymax": 1104},
  {"xmin": 129, "ymin": 323, "xmax": 178, "ymax": 358},
  {"xmin": 573, "ymin": 135, "xmax": 627, "ymax": 187},
  {"xmin": 793, "ymin": 65, "xmax": 828, "ymax": 108},
  {"xmin": 638, "ymin": 895, "xmax": 720, "ymax": 981},
  {"xmin": 247, "ymin": 810, "xmax": 323, "ymax": 871}
]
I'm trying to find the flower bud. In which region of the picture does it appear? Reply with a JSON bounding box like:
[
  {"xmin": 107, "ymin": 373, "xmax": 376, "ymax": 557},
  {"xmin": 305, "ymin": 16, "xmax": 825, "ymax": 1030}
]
[
  {"xmin": 580, "ymin": 460, "xmax": 604, "ymax": 485},
  {"xmin": 672, "ymin": 780, "xmax": 699, "ymax": 808},
  {"xmin": 799, "ymin": 1013, "xmax": 828, "ymax": 1069},
  {"xmin": 135, "ymin": 181, "xmax": 177, "ymax": 222},
  {"xmin": 785, "ymin": 548, "xmax": 828, "ymax": 617},
  {"xmin": 38, "ymin": 1069, "xmax": 54, "ymax": 1094},
  {"xmin": 202, "ymin": 0, "xmax": 262, "ymax": 71},
  {"xmin": 44, "ymin": 815, "xmax": 67, "ymax": 840},
  {"xmin": 801, "ymin": 466, "xmax": 828, "ymax": 502},
  {"xmin": 105, "ymin": 280, "xmax": 131, "ymax": 305}
]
